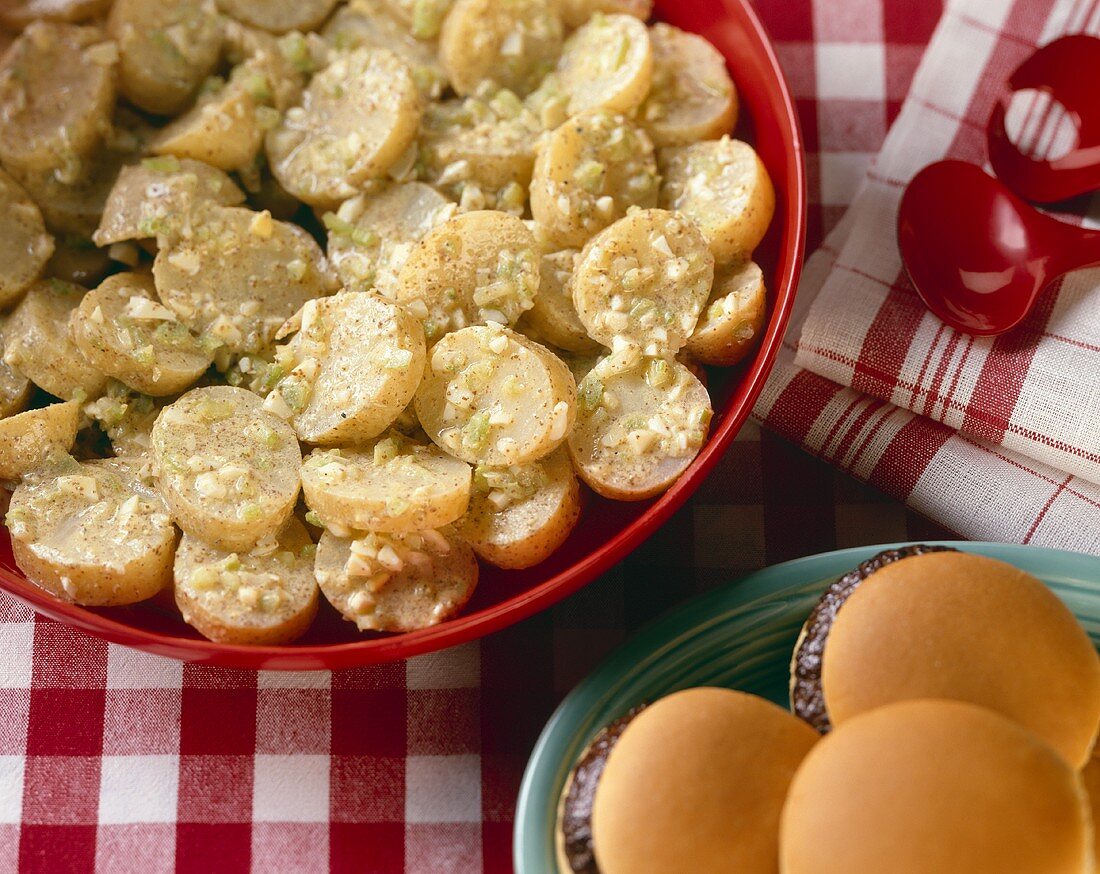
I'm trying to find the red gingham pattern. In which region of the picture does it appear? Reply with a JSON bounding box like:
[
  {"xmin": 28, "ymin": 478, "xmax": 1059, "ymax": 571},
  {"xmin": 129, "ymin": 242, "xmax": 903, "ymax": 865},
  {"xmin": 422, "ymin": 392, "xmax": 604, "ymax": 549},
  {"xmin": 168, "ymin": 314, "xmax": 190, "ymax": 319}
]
[
  {"xmin": 0, "ymin": 2, "xmax": 973, "ymax": 871},
  {"xmin": 756, "ymin": 0, "xmax": 1100, "ymax": 555}
]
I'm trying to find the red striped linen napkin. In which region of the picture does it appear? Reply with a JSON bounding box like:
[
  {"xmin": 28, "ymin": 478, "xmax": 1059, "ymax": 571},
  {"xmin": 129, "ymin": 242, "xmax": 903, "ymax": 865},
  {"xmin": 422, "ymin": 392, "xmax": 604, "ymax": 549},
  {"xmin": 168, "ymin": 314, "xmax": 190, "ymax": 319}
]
[{"xmin": 756, "ymin": 0, "xmax": 1100, "ymax": 554}]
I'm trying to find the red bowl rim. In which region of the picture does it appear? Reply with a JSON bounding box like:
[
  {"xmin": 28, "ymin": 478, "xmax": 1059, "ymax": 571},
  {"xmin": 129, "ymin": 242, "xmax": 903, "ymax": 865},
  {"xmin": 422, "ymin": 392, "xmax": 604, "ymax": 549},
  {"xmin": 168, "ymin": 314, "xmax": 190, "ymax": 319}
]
[{"xmin": 0, "ymin": 0, "xmax": 807, "ymax": 670}]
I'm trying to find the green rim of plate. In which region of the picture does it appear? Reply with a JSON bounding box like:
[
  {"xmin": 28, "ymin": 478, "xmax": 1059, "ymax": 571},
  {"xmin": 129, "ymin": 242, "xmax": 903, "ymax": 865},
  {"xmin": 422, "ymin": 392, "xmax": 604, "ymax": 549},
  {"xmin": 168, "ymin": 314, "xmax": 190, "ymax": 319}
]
[{"xmin": 514, "ymin": 541, "xmax": 1100, "ymax": 874}]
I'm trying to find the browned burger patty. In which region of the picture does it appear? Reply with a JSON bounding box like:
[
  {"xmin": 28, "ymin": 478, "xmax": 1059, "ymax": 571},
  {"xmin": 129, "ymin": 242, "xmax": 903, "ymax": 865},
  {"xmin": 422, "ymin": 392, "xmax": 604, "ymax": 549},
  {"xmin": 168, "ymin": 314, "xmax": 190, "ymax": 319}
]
[{"xmin": 559, "ymin": 706, "xmax": 646, "ymax": 874}]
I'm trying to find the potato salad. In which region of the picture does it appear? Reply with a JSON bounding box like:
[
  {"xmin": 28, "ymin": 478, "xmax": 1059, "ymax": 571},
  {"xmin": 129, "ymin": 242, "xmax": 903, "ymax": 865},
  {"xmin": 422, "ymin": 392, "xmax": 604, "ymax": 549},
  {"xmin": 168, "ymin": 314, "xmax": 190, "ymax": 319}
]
[{"xmin": 0, "ymin": 0, "xmax": 774, "ymax": 644}]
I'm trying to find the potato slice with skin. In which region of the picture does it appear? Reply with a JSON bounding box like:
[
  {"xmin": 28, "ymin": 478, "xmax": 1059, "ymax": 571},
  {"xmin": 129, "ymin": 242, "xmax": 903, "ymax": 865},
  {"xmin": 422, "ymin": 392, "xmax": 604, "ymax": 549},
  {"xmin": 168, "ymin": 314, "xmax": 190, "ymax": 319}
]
[
  {"xmin": 3, "ymin": 280, "xmax": 107, "ymax": 401},
  {"xmin": 556, "ymin": 13, "xmax": 652, "ymax": 116},
  {"xmin": 0, "ymin": 344, "xmax": 31, "ymax": 421},
  {"xmin": 10, "ymin": 142, "xmax": 130, "ymax": 238},
  {"xmin": 439, "ymin": 0, "xmax": 563, "ymax": 98},
  {"xmin": 315, "ymin": 526, "xmax": 477, "ymax": 632},
  {"xmin": 325, "ymin": 182, "xmax": 455, "ymax": 295},
  {"xmin": 302, "ymin": 434, "xmax": 471, "ymax": 533},
  {"xmin": 153, "ymin": 205, "xmax": 333, "ymax": 355},
  {"xmin": 174, "ymin": 517, "xmax": 319, "ymax": 645},
  {"xmin": 659, "ymin": 137, "xmax": 776, "ymax": 265},
  {"xmin": 393, "ymin": 210, "xmax": 540, "ymax": 343},
  {"xmin": 687, "ymin": 260, "xmax": 766, "ymax": 367},
  {"xmin": 0, "ymin": 0, "xmax": 112, "ymax": 29},
  {"xmin": 420, "ymin": 91, "xmax": 542, "ymax": 210},
  {"xmin": 415, "ymin": 324, "xmax": 576, "ymax": 466},
  {"xmin": 217, "ymin": 0, "xmax": 339, "ymax": 34},
  {"xmin": 568, "ymin": 352, "xmax": 712, "ymax": 501},
  {"xmin": 530, "ymin": 109, "xmax": 658, "ymax": 249},
  {"xmin": 322, "ymin": 0, "xmax": 447, "ymax": 98},
  {"xmin": 573, "ymin": 209, "xmax": 714, "ymax": 357},
  {"xmin": 150, "ymin": 386, "xmax": 302, "ymax": 552},
  {"xmin": 108, "ymin": 0, "xmax": 224, "ymax": 116},
  {"xmin": 266, "ymin": 48, "xmax": 423, "ymax": 208},
  {"xmin": 639, "ymin": 23, "xmax": 738, "ymax": 148},
  {"xmin": 268, "ymin": 292, "xmax": 426, "ymax": 446},
  {"xmin": 456, "ymin": 447, "xmax": 580, "ymax": 569},
  {"xmin": 93, "ymin": 157, "xmax": 246, "ymax": 247},
  {"xmin": 0, "ymin": 402, "xmax": 80, "ymax": 481},
  {"xmin": 149, "ymin": 59, "xmax": 277, "ymax": 173},
  {"xmin": 554, "ymin": 0, "xmax": 650, "ymax": 28},
  {"xmin": 0, "ymin": 169, "xmax": 54, "ymax": 310},
  {"xmin": 6, "ymin": 457, "xmax": 176, "ymax": 606},
  {"xmin": 0, "ymin": 23, "xmax": 116, "ymax": 178},
  {"xmin": 71, "ymin": 273, "xmax": 214, "ymax": 397},
  {"xmin": 516, "ymin": 251, "xmax": 601, "ymax": 355}
]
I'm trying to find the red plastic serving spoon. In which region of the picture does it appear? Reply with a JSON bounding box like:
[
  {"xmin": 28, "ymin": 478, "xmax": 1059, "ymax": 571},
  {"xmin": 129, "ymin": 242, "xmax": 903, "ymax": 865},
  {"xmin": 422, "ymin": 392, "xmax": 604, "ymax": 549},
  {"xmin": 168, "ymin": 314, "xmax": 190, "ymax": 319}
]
[
  {"xmin": 897, "ymin": 160, "xmax": 1100, "ymax": 335},
  {"xmin": 987, "ymin": 34, "xmax": 1100, "ymax": 203}
]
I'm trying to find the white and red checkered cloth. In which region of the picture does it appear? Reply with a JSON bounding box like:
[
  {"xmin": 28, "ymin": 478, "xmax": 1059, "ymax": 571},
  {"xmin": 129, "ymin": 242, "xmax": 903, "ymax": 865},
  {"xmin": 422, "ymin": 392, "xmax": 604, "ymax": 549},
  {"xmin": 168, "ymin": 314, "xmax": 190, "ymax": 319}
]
[
  {"xmin": 755, "ymin": 0, "xmax": 1100, "ymax": 554},
  {"xmin": 4, "ymin": 1, "xmax": 1097, "ymax": 872}
]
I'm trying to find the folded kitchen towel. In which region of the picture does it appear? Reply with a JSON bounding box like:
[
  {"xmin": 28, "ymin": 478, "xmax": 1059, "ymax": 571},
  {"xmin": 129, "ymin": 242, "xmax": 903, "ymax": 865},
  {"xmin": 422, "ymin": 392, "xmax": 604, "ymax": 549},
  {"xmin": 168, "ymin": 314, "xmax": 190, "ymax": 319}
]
[{"xmin": 755, "ymin": 0, "xmax": 1100, "ymax": 554}]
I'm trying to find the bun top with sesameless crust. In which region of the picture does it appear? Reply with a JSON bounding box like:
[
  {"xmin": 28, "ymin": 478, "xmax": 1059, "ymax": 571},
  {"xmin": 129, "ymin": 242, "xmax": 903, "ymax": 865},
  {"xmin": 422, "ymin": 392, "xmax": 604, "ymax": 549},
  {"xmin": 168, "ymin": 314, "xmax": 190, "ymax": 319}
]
[
  {"xmin": 779, "ymin": 699, "xmax": 1094, "ymax": 874},
  {"xmin": 820, "ymin": 550, "xmax": 1100, "ymax": 767},
  {"xmin": 590, "ymin": 687, "xmax": 818, "ymax": 874},
  {"xmin": 1083, "ymin": 751, "xmax": 1100, "ymax": 864}
]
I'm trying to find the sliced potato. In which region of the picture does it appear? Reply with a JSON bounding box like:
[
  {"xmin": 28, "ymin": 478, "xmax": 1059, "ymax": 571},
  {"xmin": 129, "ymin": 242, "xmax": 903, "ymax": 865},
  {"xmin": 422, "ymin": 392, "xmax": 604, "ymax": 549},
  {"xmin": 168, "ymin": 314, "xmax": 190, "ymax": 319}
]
[
  {"xmin": 393, "ymin": 210, "xmax": 540, "ymax": 342},
  {"xmin": 6, "ymin": 456, "xmax": 176, "ymax": 606},
  {"xmin": 415, "ymin": 324, "xmax": 576, "ymax": 466},
  {"xmin": 216, "ymin": 0, "xmax": 339, "ymax": 33},
  {"xmin": 2, "ymin": 279, "xmax": 107, "ymax": 400},
  {"xmin": 0, "ymin": 402, "xmax": 80, "ymax": 480},
  {"xmin": 456, "ymin": 446, "xmax": 580, "ymax": 569},
  {"xmin": 108, "ymin": 0, "xmax": 224, "ymax": 115},
  {"xmin": 325, "ymin": 182, "xmax": 455, "ymax": 295},
  {"xmin": 687, "ymin": 259, "xmax": 766, "ymax": 366},
  {"xmin": 148, "ymin": 59, "xmax": 277, "ymax": 173},
  {"xmin": 174, "ymin": 517, "xmax": 319, "ymax": 645},
  {"xmin": 302, "ymin": 434, "xmax": 471, "ymax": 532},
  {"xmin": 639, "ymin": 23, "xmax": 737, "ymax": 147},
  {"xmin": 222, "ymin": 22, "xmax": 310, "ymax": 113},
  {"xmin": 266, "ymin": 48, "xmax": 423, "ymax": 208},
  {"xmin": 84, "ymin": 384, "xmax": 163, "ymax": 457},
  {"xmin": 0, "ymin": 0, "xmax": 112, "ymax": 29},
  {"xmin": 315, "ymin": 525, "xmax": 477, "ymax": 632},
  {"xmin": 568, "ymin": 352, "xmax": 711, "ymax": 500},
  {"xmin": 516, "ymin": 250, "xmax": 601, "ymax": 355},
  {"xmin": 45, "ymin": 238, "xmax": 112, "ymax": 287},
  {"xmin": 572, "ymin": 209, "xmax": 714, "ymax": 356},
  {"xmin": 0, "ymin": 23, "xmax": 116, "ymax": 178},
  {"xmin": 556, "ymin": 13, "xmax": 651, "ymax": 116},
  {"xmin": 553, "ymin": 0, "xmax": 650, "ymax": 28},
  {"xmin": 439, "ymin": 0, "xmax": 563, "ymax": 98},
  {"xmin": 268, "ymin": 292, "xmax": 426, "ymax": 445},
  {"xmin": 93, "ymin": 157, "xmax": 246, "ymax": 247},
  {"xmin": 0, "ymin": 329, "xmax": 31, "ymax": 421},
  {"xmin": 71, "ymin": 273, "xmax": 213, "ymax": 397},
  {"xmin": 153, "ymin": 204, "xmax": 333, "ymax": 355},
  {"xmin": 10, "ymin": 141, "xmax": 130, "ymax": 238},
  {"xmin": 150, "ymin": 386, "xmax": 302, "ymax": 551},
  {"xmin": 322, "ymin": 0, "xmax": 447, "ymax": 98},
  {"xmin": 419, "ymin": 91, "xmax": 541, "ymax": 211},
  {"xmin": 0, "ymin": 168, "xmax": 53, "ymax": 310},
  {"xmin": 529, "ymin": 109, "xmax": 658, "ymax": 248},
  {"xmin": 659, "ymin": 137, "xmax": 775, "ymax": 264}
]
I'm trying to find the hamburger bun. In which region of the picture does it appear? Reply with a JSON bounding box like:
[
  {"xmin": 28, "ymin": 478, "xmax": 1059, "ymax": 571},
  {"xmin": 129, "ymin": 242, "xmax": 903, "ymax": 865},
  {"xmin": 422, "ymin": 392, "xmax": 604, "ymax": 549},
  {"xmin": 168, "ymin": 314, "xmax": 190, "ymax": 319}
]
[
  {"xmin": 585, "ymin": 687, "xmax": 818, "ymax": 874},
  {"xmin": 1082, "ymin": 751, "xmax": 1100, "ymax": 863},
  {"xmin": 820, "ymin": 551, "xmax": 1100, "ymax": 766},
  {"xmin": 779, "ymin": 699, "xmax": 1093, "ymax": 874}
]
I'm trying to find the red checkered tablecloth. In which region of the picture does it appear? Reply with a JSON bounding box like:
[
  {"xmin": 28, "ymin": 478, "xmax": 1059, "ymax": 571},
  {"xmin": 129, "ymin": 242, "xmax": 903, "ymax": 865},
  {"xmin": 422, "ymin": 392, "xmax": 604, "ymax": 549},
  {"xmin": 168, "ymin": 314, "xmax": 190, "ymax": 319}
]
[{"xmin": 0, "ymin": 3, "xmax": 952, "ymax": 872}]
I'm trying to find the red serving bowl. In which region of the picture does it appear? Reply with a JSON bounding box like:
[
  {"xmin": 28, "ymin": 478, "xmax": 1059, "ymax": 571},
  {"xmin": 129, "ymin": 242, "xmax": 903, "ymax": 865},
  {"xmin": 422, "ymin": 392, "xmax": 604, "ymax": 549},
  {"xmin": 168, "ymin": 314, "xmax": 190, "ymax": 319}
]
[{"xmin": 0, "ymin": 0, "xmax": 806, "ymax": 669}]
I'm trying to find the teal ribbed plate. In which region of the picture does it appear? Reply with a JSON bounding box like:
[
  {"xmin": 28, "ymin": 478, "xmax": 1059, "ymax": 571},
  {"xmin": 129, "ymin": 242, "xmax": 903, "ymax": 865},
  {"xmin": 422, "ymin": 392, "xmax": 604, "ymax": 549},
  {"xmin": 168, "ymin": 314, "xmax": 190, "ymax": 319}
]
[{"xmin": 514, "ymin": 542, "xmax": 1100, "ymax": 873}]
